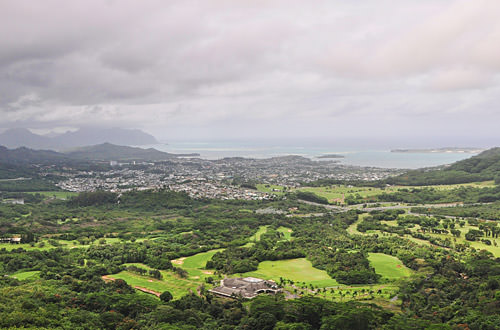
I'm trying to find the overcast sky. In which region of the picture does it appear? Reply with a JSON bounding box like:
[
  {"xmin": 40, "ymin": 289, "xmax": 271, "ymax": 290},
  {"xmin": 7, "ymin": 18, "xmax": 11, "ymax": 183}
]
[{"xmin": 1, "ymin": 0, "xmax": 499, "ymax": 145}]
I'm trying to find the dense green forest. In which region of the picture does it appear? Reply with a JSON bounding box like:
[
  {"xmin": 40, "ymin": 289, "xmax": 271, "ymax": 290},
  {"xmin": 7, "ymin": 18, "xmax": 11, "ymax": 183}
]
[
  {"xmin": 0, "ymin": 188, "xmax": 498, "ymax": 329},
  {"xmin": 1, "ymin": 148, "xmax": 500, "ymax": 329}
]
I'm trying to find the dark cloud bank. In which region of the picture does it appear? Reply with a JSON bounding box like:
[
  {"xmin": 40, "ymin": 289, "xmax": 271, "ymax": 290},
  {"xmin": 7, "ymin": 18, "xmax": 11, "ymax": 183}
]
[{"xmin": 1, "ymin": 0, "xmax": 499, "ymax": 146}]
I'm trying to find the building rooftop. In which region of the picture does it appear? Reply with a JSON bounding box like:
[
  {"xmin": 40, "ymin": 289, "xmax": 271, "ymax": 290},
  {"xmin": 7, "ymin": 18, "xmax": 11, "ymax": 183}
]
[{"xmin": 209, "ymin": 277, "xmax": 280, "ymax": 299}]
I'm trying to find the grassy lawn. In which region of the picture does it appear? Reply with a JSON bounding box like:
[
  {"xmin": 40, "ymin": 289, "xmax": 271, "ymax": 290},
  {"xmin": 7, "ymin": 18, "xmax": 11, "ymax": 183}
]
[
  {"xmin": 277, "ymin": 226, "xmax": 293, "ymax": 241},
  {"xmin": 396, "ymin": 219, "xmax": 500, "ymax": 257},
  {"xmin": 368, "ymin": 253, "xmax": 412, "ymax": 280},
  {"xmin": 468, "ymin": 240, "xmax": 500, "ymax": 257},
  {"xmin": 110, "ymin": 263, "xmax": 207, "ymax": 299},
  {"xmin": 0, "ymin": 238, "xmax": 113, "ymax": 251},
  {"xmin": 424, "ymin": 223, "xmax": 500, "ymax": 257},
  {"xmin": 239, "ymin": 258, "xmax": 338, "ymax": 287},
  {"xmin": 404, "ymin": 235, "xmax": 433, "ymax": 247},
  {"xmin": 256, "ymin": 184, "xmax": 286, "ymax": 195},
  {"xmin": 109, "ymin": 271, "xmax": 194, "ymax": 297},
  {"xmin": 176, "ymin": 249, "xmax": 223, "ymax": 277},
  {"xmin": 109, "ymin": 247, "xmax": 230, "ymax": 299},
  {"xmin": 346, "ymin": 213, "xmax": 435, "ymax": 248},
  {"xmin": 12, "ymin": 271, "xmax": 41, "ymax": 280},
  {"xmin": 296, "ymin": 186, "xmax": 385, "ymax": 203},
  {"xmin": 293, "ymin": 181, "xmax": 495, "ymax": 204},
  {"xmin": 347, "ymin": 214, "xmax": 365, "ymax": 235},
  {"xmin": 321, "ymin": 284, "xmax": 400, "ymax": 302},
  {"xmin": 0, "ymin": 243, "xmax": 53, "ymax": 251},
  {"xmin": 27, "ymin": 191, "xmax": 78, "ymax": 199},
  {"xmin": 397, "ymin": 180, "xmax": 495, "ymax": 191},
  {"xmin": 244, "ymin": 225, "xmax": 269, "ymax": 247},
  {"xmin": 249, "ymin": 225, "xmax": 268, "ymax": 242},
  {"xmin": 380, "ymin": 220, "xmax": 398, "ymax": 227}
]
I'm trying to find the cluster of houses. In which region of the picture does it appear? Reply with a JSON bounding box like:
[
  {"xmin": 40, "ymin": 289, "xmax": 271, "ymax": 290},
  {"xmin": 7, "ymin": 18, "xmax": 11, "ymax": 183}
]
[{"xmin": 168, "ymin": 181, "xmax": 272, "ymax": 200}]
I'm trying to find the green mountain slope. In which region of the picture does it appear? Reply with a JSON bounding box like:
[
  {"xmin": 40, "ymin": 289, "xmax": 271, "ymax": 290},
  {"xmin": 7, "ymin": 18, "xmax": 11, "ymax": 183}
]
[
  {"xmin": 64, "ymin": 143, "xmax": 198, "ymax": 161},
  {"xmin": 386, "ymin": 147, "xmax": 500, "ymax": 185}
]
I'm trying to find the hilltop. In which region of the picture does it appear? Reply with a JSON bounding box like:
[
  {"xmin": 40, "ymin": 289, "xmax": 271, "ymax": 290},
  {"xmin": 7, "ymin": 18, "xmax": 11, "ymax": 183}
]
[
  {"xmin": 65, "ymin": 143, "xmax": 198, "ymax": 161},
  {"xmin": 0, "ymin": 143, "xmax": 198, "ymax": 166},
  {"xmin": 386, "ymin": 147, "xmax": 500, "ymax": 185},
  {"xmin": 0, "ymin": 127, "xmax": 158, "ymax": 150},
  {"xmin": 0, "ymin": 145, "xmax": 70, "ymax": 165}
]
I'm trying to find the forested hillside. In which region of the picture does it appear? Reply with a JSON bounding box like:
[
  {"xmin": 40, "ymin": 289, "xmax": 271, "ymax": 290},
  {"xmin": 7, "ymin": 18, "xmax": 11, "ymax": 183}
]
[
  {"xmin": 0, "ymin": 188, "xmax": 499, "ymax": 329},
  {"xmin": 386, "ymin": 147, "xmax": 500, "ymax": 185}
]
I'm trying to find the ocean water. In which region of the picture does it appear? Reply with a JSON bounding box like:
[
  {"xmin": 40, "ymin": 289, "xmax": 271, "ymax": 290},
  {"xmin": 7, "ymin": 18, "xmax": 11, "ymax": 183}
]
[{"xmin": 146, "ymin": 141, "xmax": 479, "ymax": 169}]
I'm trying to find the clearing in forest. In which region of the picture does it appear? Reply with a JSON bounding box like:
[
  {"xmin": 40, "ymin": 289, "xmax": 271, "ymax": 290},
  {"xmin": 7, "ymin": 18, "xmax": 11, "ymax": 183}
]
[
  {"xmin": 107, "ymin": 263, "xmax": 202, "ymax": 298},
  {"xmin": 240, "ymin": 258, "xmax": 338, "ymax": 287},
  {"xmin": 180, "ymin": 249, "xmax": 224, "ymax": 276},
  {"xmin": 277, "ymin": 226, "xmax": 293, "ymax": 241},
  {"xmin": 368, "ymin": 253, "xmax": 412, "ymax": 280}
]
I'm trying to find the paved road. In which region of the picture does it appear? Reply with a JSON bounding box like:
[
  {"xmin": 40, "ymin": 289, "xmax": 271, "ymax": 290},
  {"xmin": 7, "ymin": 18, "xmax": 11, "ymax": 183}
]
[{"xmin": 299, "ymin": 199, "xmax": 464, "ymax": 212}]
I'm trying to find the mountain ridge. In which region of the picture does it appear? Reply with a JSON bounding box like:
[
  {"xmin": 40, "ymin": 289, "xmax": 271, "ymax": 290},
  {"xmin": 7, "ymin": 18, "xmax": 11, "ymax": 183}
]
[
  {"xmin": 0, "ymin": 127, "xmax": 159, "ymax": 150},
  {"xmin": 65, "ymin": 143, "xmax": 199, "ymax": 161},
  {"xmin": 0, "ymin": 143, "xmax": 199, "ymax": 165},
  {"xmin": 386, "ymin": 147, "xmax": 500, "ymax": 185}
]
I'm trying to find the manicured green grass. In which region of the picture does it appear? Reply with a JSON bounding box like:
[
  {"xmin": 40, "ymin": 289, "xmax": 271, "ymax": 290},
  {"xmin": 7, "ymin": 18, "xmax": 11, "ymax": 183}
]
[
  {"xmin": 347, "ymin": 214, "xmax": 365, "ymax": 235},
  {"xmin": 102, "ymin": 237, "xmax": 123, "ymax": 244},
  {"xmin": 380, "ymin": 220, "xmax": 398, "ymax": 227},
  {"xmin": 110, "ymin": 263, "xmax": 206, "ymax": 299},
  {"xmin": 394, "ymin": 219, "xmax": 500, "ymax": 257},
  {"xmin": 403, "ymin": 235, "xmax": 433, "ymax": 247},
  {"xmin": 240, "ymin": 258, "xmax": 338, "ymax": 287},
  {"xmin": 179, "ymin": 249, "xmax": 223, "ymax": 277},
  {"xmin": 0, "ymin": 238, "xmax": 92, "ymax": 251},
  {"xmin": 27, "ymin": 191, "xmax": 78, "ymax": 199},
  {"xmin": 256, "ymin": 184, "xmax": 286, "ymax": 195},
  {"xmin": 111, "ymin": 248, "xmax": 227, "ymax": 299},
  {"xmin": 424, "ymin": 222, "xmax": 500, "ymax": 257},
  {"xmin": 321, "ymin": 284, "xmax": 400, "ymax": 302},
  {"xmin": 294, "ymin": 181, "xmax": 495, "ymax": 204},
  {"xmin": 243, "ymin": 225, "xmax": 269, "ymax": 247},
  {"xmin": 368, "ymin": 253, "xmax": 412, "ymax": 280},
  {"xmin": 12, "ymin": 271, "xmax": 40, "ymax": 280},
  {"xmin": 0, "ymin": 243, "xmax": 52, "ymax": 251},
  {"xmin": 249, "ymin": 225, "xmax": 268, "ymax": 242},
  {"xmin": 296, "ymin": 186, "xmax": 385, "ymax": 203},
  {"xmin": 109, "ymin": 271, "xmax": 192, "ymax": 297},
  {"xmin": 277, "ymin": 226, "xmax": 293, "ymax": 241},
  {"xmin": 398, "ymin": 180, "xmax": 495, "ymax": 191}
]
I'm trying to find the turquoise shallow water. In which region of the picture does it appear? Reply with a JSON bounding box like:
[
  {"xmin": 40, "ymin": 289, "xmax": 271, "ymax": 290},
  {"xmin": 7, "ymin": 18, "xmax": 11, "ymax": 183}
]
[{"xmin": 144, "ymin": 141, "xmax": 478, "ymax": 169}]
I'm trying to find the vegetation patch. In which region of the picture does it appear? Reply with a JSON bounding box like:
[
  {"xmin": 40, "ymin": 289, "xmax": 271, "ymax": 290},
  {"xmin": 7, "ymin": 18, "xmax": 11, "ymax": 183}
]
[
  {"xmin": 108, "ymin": 264, "xmax": 203, "ymax": 299},
  {"xmin": 296, "ymin": 185, "xmax": 386, "ymax": 204},
  {"xmin": 368, "ymin": 253, "xmax": 412, "ymax": 280},
  {"xmin": 12, "ymin": 270, "xmax": 40, "ymax": 280},
  {"xmin": 244, "ymin": 225, "xmax": 268, "ymax": 247},
  {"xmin": 180, "ymin": 249, "xmax": 223, "ymax": 277},
  {"xmin": 277, "ymin": 226, "xmax": 293, "ymax": 241},
  {"xmin": 240, "ymin": 258, "xmax": 338, "ymax": 287},
  {"xmin": 27, "ymin": 191, "xmax": 78, "ymax": 199}
]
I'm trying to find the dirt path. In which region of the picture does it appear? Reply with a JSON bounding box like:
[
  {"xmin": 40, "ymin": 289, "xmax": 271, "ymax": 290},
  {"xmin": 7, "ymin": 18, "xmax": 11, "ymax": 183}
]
[
  {"xmin": 101, "ymin": 275, "xmax": 162, "ymax": 297},
  {"xmin": 172, "ymin": 257, "xmax": 186, "ymax": 265},
  {"xmin": 134, "ymin": 286, "xmax": 161, "ymax": 297}
]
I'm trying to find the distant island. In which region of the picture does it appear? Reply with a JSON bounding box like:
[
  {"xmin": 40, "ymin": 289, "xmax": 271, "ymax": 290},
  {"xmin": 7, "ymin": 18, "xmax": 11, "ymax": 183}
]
[
  {"xmin": 317, "ymin": 154, "xmax": 345, "ymax": 159},
  {"xmin": 391, "ymin": 147, "xmax": 485, "ymax": 154}
]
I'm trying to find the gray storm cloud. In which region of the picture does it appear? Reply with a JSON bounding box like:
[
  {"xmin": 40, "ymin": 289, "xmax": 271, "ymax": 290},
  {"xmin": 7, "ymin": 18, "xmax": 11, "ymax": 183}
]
[{"xmin": 0, "ymin": 0, "xmax": 499, "ymax": 143}]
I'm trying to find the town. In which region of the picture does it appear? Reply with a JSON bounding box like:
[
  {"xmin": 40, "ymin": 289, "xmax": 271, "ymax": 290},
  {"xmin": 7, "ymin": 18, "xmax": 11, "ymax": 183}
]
[{"xmin": 55, "ymin": 156, "xmax": 403, "ymax": 199}]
